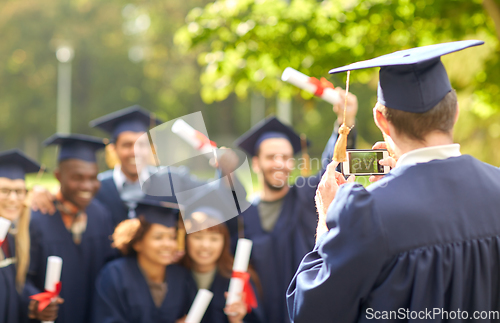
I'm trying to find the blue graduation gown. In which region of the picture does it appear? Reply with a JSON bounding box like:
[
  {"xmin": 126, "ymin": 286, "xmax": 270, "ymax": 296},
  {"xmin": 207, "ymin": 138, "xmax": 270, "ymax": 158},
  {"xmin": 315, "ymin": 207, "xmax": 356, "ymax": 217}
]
[
  {"xmin": 92, "ymin": 257, "xmax": 191, "ymax": 323},
  {"xmin": 241, "ymin": 127, "xmax": 351, "ymax": 323},
  {"xmin": 287, "ymin": 155, "xmax": 500, "ymax": 322},
  {"xmin": 95, "ymin": 172, "xmax": 129, "ymax": 228},
  {"xmin": 23, "ymin": 200, "xmax": 115, "ymax": 323},
  {"xmin": 186, "ymin": 270, "xmax": 266, "ymax": 323},
  {"xmin": 0, "ymin": 233, "xmax": 20, "ymax": 323}
]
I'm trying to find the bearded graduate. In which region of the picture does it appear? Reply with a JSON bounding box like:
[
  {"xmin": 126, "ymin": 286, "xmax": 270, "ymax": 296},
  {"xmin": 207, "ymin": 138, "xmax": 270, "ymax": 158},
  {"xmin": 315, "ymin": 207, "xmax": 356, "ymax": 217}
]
[
  {"xmin": 233, "ymin": 92, "xmax": 358, "ymax": 323},
  {"xmin": 23, "ymin": 134, "xmax": 115, "ymax": 323},
  {"xmin": 0, "ymin": 150, "xmax": 41, "ymax": 323},
  {"xmin": 92, "ymin": 200, "xmax": 191, "ymax": 323}
]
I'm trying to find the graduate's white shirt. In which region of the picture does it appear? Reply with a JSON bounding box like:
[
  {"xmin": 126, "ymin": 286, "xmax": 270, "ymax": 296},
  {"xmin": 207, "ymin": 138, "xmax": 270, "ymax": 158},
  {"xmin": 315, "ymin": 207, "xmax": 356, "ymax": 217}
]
[
  {"xmin": 395, "ymin": 144, "xmax": 461, "ymax": 168},
  {"xmin": 112, "ymin": 164, "xmax": 150, "ymax": 193}
]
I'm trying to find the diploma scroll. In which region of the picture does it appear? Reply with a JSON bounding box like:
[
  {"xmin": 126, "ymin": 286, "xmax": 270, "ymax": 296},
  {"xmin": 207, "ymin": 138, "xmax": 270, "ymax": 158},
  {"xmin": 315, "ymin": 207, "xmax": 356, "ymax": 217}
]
[
  {"xmin": 226, "ymin": 238, "xmax": 253, "ymax": 306},
  {"xmin": 185, "ymin": 289, "xmax": 214, "ymax": 323},
  {"xmin": 42, "ymin": 256, "xmax": 63, "ymax": 323},
  {"xmin": 0, "ymin": 217, "xmax": 11, "ymax": 247},
  {"xmin": 172, "ymin": 119, "xmax": 217, "ymax": 155},
  {"xmin": 281, "ymin": 67, "xmax": 340, "ymax": 105}
]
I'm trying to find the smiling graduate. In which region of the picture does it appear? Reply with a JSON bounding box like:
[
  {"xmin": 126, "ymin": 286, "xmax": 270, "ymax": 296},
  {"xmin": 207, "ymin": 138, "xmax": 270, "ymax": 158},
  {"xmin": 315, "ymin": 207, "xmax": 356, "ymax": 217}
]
[
  {"xmin": 0, "ymin": 150, "xmax": 40, "ymax": 323},
  {"xmin": 92, "ymin": 200, "xmax": 191, "ymax": 323},
  {"xmin": 23, "ymin": 134, "xmax": 115, "ymax": 323}
]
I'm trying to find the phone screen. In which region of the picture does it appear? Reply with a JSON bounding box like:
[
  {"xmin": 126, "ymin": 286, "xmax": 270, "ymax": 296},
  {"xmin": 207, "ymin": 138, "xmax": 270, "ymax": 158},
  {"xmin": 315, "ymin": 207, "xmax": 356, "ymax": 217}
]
[{"xmin": 348, "ymin": 151, "xmax": 385, "ymax": 174}]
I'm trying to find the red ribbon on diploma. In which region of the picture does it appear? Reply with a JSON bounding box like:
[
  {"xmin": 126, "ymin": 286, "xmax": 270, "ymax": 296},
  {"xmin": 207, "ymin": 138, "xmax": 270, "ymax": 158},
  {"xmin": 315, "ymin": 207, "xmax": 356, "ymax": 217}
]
[
  {"xmin": 231, "ymin": 271, "xmax": 257, "ymax": 313},
  {"xmin": 194, "ymin": 130, "xmax": 217, "ymax": 150},
  {"xmin": 0, "ymin": 239, "xmax": 4, "ymax": 247},
  {"xmin": 308, "ymin": 77, "xmax": 334, "ymax": 97},
  {"xmin": 30, "ymin": 282, "xmax": 62, "ymax": 312}
]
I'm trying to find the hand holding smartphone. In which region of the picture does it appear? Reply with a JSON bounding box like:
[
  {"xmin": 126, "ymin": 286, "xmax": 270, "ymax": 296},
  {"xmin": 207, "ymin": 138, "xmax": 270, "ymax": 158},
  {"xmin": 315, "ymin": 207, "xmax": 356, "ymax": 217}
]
[{"xmin": 341, "ymin": 149, "xmax": 390, "ymax": 176}]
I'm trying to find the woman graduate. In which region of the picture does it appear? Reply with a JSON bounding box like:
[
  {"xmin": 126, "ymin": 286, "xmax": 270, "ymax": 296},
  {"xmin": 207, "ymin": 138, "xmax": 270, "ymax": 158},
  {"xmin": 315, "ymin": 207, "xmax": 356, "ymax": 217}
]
[
  {"xmin": 92, "ymin": 200, "xmax": 191, "ymax": 323},
  {"xmin": 180, "ymin": 188, "xmax": 266, "ymax": 323},
  {"xmin": 0, "ymin": 149, "xmax": 44, "ymax": 323}
]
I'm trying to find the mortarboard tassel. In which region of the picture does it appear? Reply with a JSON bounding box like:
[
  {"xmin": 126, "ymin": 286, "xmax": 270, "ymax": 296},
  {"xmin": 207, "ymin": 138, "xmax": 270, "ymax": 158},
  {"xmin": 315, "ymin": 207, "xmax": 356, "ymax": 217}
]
[
  {"xmin": 300, "ymin": 133, "xmax": 311, "ymax": 176},
  {"xmin": 333, "ymin": 70, "xmax": 352, "ymax": 163},
  {"xmin": 148, "ymin": 113, "xmax": 161, "ymax": 167},
  {"xmin": 177, "ymin": 216, "xmax": 186, "ymax": 253},
  {"xmin": 104, "ymin": 139, "xmax": 120, "ymax": 169}
]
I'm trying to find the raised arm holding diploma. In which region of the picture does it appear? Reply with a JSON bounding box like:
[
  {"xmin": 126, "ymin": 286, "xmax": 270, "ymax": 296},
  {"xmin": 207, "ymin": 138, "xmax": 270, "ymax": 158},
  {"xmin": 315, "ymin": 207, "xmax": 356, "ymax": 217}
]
[
  {"xmin": 172, "ymin": 119, "xmax": 217, "ymax": 155},
  {"xmin": 281, "ymin": 67, "xmax": 340, "ymax": 105}
]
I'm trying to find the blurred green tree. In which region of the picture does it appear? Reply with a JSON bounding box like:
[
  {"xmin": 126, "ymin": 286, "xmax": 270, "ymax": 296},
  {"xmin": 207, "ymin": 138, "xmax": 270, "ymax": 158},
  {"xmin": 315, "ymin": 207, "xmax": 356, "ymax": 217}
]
[
  {"xmin": 0, "ymin": 0, "xmax": 223, "ymax": 167},
  {"xmin": 175, "ymin": 0, "xmax": 500, "ymax": 164}
]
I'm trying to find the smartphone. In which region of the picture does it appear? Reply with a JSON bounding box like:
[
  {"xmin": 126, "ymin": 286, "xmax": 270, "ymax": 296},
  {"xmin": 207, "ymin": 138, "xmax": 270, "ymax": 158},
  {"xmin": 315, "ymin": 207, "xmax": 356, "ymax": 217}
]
[{"xmin": 341, "ymin": 149, "xmax": 390, "ymax": 176}]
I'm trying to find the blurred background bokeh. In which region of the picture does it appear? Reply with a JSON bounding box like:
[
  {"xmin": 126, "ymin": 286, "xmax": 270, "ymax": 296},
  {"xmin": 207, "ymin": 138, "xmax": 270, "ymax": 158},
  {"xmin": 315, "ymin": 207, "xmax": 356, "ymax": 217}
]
[{"xmin": 1, "ymin": 0, "xmax": 499, "ymax": 188}]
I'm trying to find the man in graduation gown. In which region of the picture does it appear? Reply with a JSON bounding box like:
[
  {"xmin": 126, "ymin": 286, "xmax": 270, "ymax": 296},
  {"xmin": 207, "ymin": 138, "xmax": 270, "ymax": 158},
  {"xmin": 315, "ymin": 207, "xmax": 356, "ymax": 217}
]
[
  {"xmin": 23, "ymin": 134, "xmax": 115, "ymax": 323},
  {"xmin": 234, "ymin": 91, "xmax": 358, "ymax": 323},
  {"xmin": 287, "ymin": 40, "xmax": 500, "ymax": 323}
]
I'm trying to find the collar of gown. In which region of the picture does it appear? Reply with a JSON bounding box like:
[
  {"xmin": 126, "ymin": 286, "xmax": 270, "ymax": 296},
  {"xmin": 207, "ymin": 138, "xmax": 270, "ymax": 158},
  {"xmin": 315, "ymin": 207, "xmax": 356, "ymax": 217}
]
[
  {"xmin": 395, "ymin": 144, "xmax": 461, "ymax": 168},
  {"xmin": 113, "ymin": 164, "xmax": 151, "ymax": 192}
]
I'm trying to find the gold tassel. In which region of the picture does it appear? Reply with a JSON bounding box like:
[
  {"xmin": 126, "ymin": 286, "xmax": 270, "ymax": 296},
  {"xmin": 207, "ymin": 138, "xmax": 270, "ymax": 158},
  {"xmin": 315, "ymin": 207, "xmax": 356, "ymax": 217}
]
[
  {"xmin": 104, "ymin": 142, "xmax": 120, "ymax": 169},
  {"xmin": 300, "ymin": 133, "xmax": 311, "ymax": 176},
  {"xmin": 148, "ymin": 112, "xmax": 161, "ymax": 167},
  {"xmin": 177, "ymin": 216, "xmax": 185, "ymax": 253},
  {"xmin": 333, "ymin": 70, "xmax": 352, "ymax": 163},
  {"xmin": 333, "ymin": 124, "xmax": 351, "ymax": 162}
]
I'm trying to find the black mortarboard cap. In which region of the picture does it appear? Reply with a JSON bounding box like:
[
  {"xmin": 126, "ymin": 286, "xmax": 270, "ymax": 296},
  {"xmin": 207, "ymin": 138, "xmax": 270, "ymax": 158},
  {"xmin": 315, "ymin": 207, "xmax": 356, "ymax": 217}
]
[
  {"xmin": 43, "ymin": 133, "xmax": 106, "ymax": 163},
  {"xmin": 234, "ymin": 116, "xmax": 309, "ymax": 156},
  {"xmin": 329, "ymin": 40, "xmax": 484, "ymax": 113},
  {"xmin": 0, "ymin": 149, "xmax": 41, "ymax": 180},
  {"xmin": 89, "ymin": 105, "xmax": 163, "ymax": 141},
  {"xmin": 135, "ymin": 199, "xmax": 180, "ymax": 228}
]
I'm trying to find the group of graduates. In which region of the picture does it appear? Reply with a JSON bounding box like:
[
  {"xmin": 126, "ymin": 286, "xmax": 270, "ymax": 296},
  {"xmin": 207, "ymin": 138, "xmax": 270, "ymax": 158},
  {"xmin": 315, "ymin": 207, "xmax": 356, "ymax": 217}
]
[
  {"xmin": 3, "ymin": 39, "xmax": 500, "ymax": 323},
  {"xmin": 0, "ymin": 80, "xmax": 356, "ymax": 323}
]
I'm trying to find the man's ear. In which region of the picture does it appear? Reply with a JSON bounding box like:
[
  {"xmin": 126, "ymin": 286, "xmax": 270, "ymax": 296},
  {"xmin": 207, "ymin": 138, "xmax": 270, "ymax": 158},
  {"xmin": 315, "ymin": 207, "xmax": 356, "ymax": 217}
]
[
  {"xmin": 251, "ymin": 156, "xmax": 261, "ymax": 174},
  {"xmin": 454, "ymin": 101, "xmax": 460, "ymax": 125},
  {"xmin": 373, "ymin": 107, "xmax": 391, "ymax": 137},
  {"xmin": 54, "ymin": 168, "xmax": 61, "ymax": 182}
]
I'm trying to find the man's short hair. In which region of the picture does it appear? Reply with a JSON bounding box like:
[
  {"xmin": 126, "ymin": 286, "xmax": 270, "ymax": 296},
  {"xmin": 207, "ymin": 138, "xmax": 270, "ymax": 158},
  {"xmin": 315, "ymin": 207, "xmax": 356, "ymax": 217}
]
[{"xmin": 376, "ymin": 90, "xmax": 458, "ymax": 142}]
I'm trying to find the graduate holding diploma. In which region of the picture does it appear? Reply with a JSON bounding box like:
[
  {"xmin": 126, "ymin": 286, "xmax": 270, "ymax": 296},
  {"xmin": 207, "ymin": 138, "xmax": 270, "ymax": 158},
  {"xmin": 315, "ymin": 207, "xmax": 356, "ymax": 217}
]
[
  {"xmin": 233, "ymin": 89, "xmax": 357, "ymax": 323},
  {"xmin": 23, "ymin": 134, "xmax": 115, "ymax": 323},
  {"xmin": 92, "ymin": 200, "xmax": 191, "ymax": 323},
  {"xmin": 286, "ymin": 41, "xmax": 500, "ymax": 322},
  {"xmin": 180, "ymin": 188, "xmax": 265, "ymax": 323},
  {"xmin": 0, "ymin": 150, "xmax": 41, "ymax": 323}
]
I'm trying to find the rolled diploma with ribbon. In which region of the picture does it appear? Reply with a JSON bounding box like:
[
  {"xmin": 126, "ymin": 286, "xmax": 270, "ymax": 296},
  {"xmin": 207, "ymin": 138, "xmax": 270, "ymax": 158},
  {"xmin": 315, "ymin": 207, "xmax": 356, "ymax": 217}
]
[
  {"xmin": 226, "ymin": 238, "xmax": 253, "ymax": 306},
  {"xmin": 172, "ymin": 119, "xmax": 216, "ymax": 155},
  {"xmin": 281, "ymin": 67, "xmax": 340, "ymax": 105},
  {"xmin": 42, "ymin": 256, "xmax": 63, "ymax": 323},
  {"xmin": 185, "ymin": 289, "xmax": 214, "ymax": 323},
  {"xmin": 0, "ymin": 217, "xmax": 11, "ymax": 247}
]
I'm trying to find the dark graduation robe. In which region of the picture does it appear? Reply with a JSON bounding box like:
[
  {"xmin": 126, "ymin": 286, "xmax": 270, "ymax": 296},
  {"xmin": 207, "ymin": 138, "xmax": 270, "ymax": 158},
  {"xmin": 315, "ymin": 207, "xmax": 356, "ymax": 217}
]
[
  {"xmin": 287, "ymin": 155, "xmax": 500, "ymax": 322},
  {"xmin": 23, "ymin": 200, "xmax": 115, "ymax": 323},
  {"xmin": 92, "ymin": 257, "xmax": 191, "ymax": 323},
  {"xmin": 240, "ymin": 127, "xmax": 355, "ymax": 323},
  {"xmin": 186, "ymin": 270, "xmax": 266, "ymax": 323},
  {"xmin": 0, "ymin": 233, "xmax": 20, "ymax": 323}
]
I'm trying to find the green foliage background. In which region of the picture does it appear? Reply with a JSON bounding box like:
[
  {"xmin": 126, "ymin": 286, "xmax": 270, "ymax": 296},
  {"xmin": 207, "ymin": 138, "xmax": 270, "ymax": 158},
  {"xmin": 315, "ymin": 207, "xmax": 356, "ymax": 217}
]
[{"xmin": 1, "ymin": 0, "xmax": 500, "ymax": 172}]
